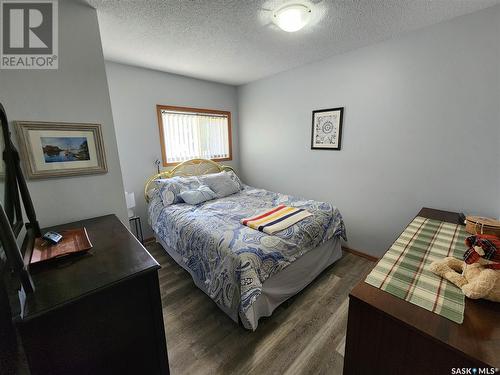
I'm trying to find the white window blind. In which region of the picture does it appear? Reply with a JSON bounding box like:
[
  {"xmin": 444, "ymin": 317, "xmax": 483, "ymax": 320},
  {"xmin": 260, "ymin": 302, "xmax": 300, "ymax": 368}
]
[{"xmin": 160, "ymin": 109, "xmax": 231, "ymax": 164}]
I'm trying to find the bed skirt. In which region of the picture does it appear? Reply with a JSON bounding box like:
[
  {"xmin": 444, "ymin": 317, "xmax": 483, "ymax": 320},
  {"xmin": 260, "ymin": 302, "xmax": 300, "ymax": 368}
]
[
  {"xmin": 242, "ymin": 237, "xmax": 342, "ymax": 330},
  {"xmin": 154, "ymin": 235, "xmax": 343, "ymax": 330}
]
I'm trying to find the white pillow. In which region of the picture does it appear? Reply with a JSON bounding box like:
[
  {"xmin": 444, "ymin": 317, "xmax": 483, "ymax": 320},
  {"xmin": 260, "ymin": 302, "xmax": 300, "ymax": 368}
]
[
  {"xmin": 179, "ymin": 185, "xmax": 218, "ymax": 205},
  {"xmin": 225, "ymin": 170, "xmax": 243, "ymax": 190},
  {"xmin": 198, "ymin": 171, "xmax": 241, "ymax": 198}
]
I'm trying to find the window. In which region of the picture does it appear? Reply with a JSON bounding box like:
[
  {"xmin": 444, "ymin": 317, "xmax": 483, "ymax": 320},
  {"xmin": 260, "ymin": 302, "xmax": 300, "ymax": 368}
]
[{"xmin": 157, "ymin": 105, "xmax": 232, "ymax": 166}]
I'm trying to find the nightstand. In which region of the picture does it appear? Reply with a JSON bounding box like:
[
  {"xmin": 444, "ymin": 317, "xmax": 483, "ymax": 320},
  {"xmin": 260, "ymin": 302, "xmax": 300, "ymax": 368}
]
[{"xmin": 129, "ymin": 216, "xmax": 144, "ymax": 244}]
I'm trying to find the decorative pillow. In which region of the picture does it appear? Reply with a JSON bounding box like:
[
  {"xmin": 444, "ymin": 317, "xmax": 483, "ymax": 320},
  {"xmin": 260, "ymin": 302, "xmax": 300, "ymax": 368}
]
[
  {"xmin": 146, "ymin": 185, "xmax": 161, "ymax": 202},
  {"xmin": 173, "ymin": 175, "xmax": 202, "ymax": 191},
  {"xmin": 154, "ymin": 179, "xmax": 183, "ymax": 206},
  {"xmin": 225, "ymin": 170, "xmax": 243, "ymax": 190},
  {"xmin": 198, "ymin": 171, "xmax": 241, "ymax": 198},
  {"xmin": 155, "ymin": 175, "xmax": 200, "ymax": 206},
  {"xmin": 179, "ymin": 185, "xmax": 218, "ymax": 205}
]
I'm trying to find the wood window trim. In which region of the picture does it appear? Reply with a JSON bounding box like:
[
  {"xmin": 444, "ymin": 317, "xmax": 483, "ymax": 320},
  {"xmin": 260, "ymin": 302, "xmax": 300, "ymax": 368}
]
[{"xmin": 156, "ymin": 105, "xmax": 233, "ymax": 167}]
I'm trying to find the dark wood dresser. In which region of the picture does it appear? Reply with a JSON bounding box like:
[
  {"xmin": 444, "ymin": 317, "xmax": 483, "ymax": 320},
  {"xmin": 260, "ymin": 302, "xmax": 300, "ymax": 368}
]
[
  {"xmin": 344, "ymin": 208, "xmax": 500, "ymax": 375},
  {"xmin": 14, "ymin": 215, "xmax": 169, "ymax": 374}
]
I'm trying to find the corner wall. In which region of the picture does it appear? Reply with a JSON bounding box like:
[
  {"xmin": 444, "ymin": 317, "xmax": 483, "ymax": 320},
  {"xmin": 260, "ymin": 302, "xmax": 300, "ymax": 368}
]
[
  {"xmin": 0, "ymin": 0, "xmax": 128, "ymax": 227},
  {"xmin": 105, "ymin": 61, "xmax": 239, "ymax": 239},
  {"xmin": 237, "ymin": 6, "xmax": 500, "ymax": 256}
]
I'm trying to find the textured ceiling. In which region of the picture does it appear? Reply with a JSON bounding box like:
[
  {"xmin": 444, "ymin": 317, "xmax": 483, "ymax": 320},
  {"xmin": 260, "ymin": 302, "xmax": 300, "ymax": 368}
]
[{"xmin": 87, "ymin": 0, "xmax": 500, "ymax": 85}]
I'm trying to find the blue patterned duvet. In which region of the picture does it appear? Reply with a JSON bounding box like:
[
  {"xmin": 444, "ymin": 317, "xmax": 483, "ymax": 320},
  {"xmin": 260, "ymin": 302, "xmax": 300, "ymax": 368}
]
[{"xmin": 148, "ymin": 185, "xmax": 346, "ymax": 325}]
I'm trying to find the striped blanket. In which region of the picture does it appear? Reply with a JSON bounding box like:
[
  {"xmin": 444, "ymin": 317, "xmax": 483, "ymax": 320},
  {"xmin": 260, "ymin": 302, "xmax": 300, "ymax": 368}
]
[
  {"xmin": 365, "ymin": 216, "xmax": 468, "ymax": 323},
  {"xmin": 241, "ymin": 204, "xmax": 312, "ymax": 235}
]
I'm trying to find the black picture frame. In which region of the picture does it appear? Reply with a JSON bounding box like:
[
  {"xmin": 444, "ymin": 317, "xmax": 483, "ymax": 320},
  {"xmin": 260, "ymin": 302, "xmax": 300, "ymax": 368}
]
[{"xmin": 311, "ymin": 107, "xmax": 344, "ymax": 150}]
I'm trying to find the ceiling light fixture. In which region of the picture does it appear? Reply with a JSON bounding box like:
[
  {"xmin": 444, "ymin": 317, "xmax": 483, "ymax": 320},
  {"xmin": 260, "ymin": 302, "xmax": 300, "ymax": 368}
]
[{"xmin": 273, "ymin": 3, "xmax": 312, "ymax": 33}]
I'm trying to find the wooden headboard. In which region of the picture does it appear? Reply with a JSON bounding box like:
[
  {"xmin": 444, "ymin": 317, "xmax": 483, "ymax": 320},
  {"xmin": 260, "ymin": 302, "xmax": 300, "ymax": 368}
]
[{"xmin": 144, "ymin": 158, "xmax": 234, "ymax": 202}]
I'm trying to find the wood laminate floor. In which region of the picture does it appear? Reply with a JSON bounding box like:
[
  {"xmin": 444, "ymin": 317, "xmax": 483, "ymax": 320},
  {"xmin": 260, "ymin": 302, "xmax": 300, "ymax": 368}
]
[{"xmin": 147, "ymin": 242, "xmax": 374, "ymax": 375}]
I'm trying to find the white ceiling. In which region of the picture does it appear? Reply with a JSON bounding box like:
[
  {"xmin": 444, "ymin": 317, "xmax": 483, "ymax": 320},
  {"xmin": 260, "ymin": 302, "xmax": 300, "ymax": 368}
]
[{"xmin": 87, "ymin": 0, "xmax": 500, "ymax": 85}]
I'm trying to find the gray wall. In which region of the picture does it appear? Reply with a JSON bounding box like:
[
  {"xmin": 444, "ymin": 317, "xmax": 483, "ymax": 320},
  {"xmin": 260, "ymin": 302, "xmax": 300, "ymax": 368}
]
[
  {"xmin": 237, "ymin": 6, "xmax": 500, "ymax": 257},
  {"xmin": 105, "ymin": 61, "xmax": 239, "ymax": 238},
  {"xmin": 0, "ymin": 0, "xmax": 129, "ymax": 227}
]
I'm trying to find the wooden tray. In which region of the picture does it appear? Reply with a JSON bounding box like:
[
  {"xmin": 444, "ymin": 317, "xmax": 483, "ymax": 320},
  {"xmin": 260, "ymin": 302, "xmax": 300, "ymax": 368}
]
[{"xmin": 31, "ymin": 227, "xmax": 92, "ymax": 265}]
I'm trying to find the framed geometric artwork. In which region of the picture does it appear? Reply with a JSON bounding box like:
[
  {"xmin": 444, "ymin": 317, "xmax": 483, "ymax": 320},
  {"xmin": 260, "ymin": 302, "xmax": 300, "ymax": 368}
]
[
  {"xmin": 15, "ymin": 121, "xmax": 107, "ymax": 179},
  {"xmin": 311, "ymin": 107, "xmax": 344, "ymax": 150}
]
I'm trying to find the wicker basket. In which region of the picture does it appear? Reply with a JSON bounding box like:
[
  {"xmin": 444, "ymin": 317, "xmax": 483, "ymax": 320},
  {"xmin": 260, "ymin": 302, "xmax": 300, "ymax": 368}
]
[{"xmin": 465, "ymin": 216, "xmax": 500, "ymax": 236}]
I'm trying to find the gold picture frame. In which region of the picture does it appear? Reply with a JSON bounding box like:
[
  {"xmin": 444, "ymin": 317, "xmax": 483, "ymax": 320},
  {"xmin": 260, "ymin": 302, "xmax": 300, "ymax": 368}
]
[{"xmin": 15, "ymin": 121, "xmax": 107, "ymax": 179}]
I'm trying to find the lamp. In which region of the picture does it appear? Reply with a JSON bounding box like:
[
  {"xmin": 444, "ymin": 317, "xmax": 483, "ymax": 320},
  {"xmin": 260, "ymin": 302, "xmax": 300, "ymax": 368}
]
[
  {"xmin": 273, "ymin": 3, "xmax": 312, "ymax": 32},
  {"xmin": 125, "ymin": 191, "xmax": 136, "ymax": 218}
]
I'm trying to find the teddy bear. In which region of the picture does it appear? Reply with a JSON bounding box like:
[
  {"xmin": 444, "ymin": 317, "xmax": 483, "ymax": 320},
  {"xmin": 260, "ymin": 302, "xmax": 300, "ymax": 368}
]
[{"xmin": 429, "ymin": 234, "xmax": 500, "ymax": 302}]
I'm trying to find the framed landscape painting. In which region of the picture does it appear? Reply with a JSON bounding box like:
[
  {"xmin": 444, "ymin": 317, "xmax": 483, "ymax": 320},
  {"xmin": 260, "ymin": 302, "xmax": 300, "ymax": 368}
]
[
  {"xmin": 311, "ymin": 107, "xmax": 344, "ymax": 150},
  {"xmin": 16, "ymin": 121, "xmax": 107, "ymax": 179}
]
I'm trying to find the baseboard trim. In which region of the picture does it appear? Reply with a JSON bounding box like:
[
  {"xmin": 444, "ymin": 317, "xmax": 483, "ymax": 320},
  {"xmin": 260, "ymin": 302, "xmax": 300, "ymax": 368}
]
[
  {"xmin": 144, "ymin": 235, "xmax": 377, "ymax": 262},
  {"xmin": 342, "ymin": 246, "xmax": 379, "ymax": 262}
]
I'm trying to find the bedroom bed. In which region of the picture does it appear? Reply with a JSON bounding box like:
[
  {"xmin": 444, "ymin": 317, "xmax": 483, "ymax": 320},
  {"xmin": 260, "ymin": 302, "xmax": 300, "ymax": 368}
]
[{"xmin": 145, "ymin": 159, "xmax": 346, "ymax": 330}]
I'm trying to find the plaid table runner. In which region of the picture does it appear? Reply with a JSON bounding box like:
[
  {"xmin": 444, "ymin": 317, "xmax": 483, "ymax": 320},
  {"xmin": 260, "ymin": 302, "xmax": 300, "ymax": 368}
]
[{"xmin": 365, "ymin": 216, "xmax": 468, "ymax": 323}]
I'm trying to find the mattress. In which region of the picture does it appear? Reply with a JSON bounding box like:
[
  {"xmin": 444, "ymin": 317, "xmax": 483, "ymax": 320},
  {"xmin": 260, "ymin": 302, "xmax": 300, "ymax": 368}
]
[{"xmin": 148, "ymin": 185, "xmax": 346, "ymax": 329}]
